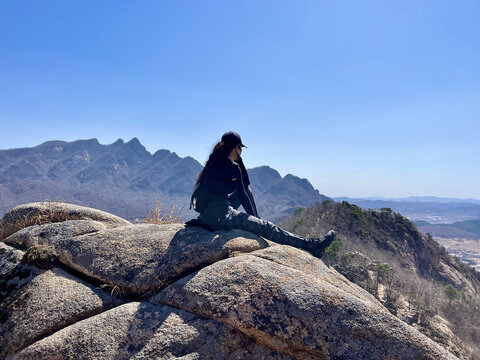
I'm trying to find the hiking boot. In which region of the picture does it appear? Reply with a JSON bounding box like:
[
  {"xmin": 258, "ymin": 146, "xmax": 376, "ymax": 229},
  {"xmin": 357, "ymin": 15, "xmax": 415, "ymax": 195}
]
[{"xmin": 304, "ymin": 230, "xmax": 336, "ymax": 258}]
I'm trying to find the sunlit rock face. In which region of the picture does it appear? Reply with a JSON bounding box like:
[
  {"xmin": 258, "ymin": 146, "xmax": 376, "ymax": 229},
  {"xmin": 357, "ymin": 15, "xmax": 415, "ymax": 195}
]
[{"xmin": 1, "ymin": 202, "xmax": 457, "ymax": 360}]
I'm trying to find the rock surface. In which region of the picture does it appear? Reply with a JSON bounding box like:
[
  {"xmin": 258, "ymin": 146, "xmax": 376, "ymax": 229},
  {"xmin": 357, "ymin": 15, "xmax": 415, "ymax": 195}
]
[
  {"xmin": 9, "ymin": 222, "xmax": 270, "ymax": 296},
  {"xmin": 3, "ymin": 220, "xmax": 107, "ymax": 249},
  {"xmin": 0, "ymin": 202, "xmax": 458, "ymax": 359},
  {"xmin": 9, "ymin": 302, "xmax": 293, "ymax": 360},
  {"xmin": 153, "ymin": 246, "xmax": 457, "ymax": 359},
  {"xmin": 0, "ymin": 268, "xmax": 124, "ymax": 357},
  {"xmin": 0, "ymin": 202, "xmax": 130, "ymax": 240},
  {"xmin": 0, "ymin": 243, "xmax": 38, "ymax": 303}
]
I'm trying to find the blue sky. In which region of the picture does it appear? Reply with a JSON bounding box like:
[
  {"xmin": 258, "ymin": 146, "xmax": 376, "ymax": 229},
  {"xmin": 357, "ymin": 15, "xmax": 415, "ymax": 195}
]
[{"xmin": 1, "ymin": 1, "xmax": 479, "ymax": 198}]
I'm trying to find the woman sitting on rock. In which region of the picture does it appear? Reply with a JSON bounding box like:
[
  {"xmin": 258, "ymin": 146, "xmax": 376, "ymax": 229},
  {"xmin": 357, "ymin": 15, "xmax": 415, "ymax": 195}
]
[{"xmin": 187, "ymin": 131, "xmax": 335, "ymax": 258}]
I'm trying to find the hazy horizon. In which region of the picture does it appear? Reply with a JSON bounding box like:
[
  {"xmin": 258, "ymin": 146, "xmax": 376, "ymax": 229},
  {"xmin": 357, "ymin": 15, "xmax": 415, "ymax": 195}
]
[{"xmin": 1, "ymin": 1, "xmax": 479, "ymax": 199}]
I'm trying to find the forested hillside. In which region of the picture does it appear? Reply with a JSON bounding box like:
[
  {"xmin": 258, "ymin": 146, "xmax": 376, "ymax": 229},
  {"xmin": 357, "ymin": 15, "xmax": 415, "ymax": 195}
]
[{"xmin": 282, "ymin": 201, "xmax": 480, "ymax": 359}]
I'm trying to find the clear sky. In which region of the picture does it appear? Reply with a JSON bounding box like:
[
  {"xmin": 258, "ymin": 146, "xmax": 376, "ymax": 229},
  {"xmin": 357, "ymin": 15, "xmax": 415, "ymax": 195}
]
[{"xmin": 1, "ymin": 1, "xmax": 479, "ymax": 199}]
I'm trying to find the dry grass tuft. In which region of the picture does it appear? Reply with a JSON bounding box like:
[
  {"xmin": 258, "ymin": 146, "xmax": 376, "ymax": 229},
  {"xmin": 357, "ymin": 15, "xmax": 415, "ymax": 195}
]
[
  {"xmin": 136, "ymin": 198, "xmax": 184, "ymax": 225},
  {"xmin": 99, "ymin": 283, "xmax": 127, "ymax": 297}
]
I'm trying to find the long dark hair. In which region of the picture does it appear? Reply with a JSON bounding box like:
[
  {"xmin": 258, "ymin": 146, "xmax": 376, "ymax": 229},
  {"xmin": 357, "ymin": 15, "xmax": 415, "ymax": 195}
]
[{"xmin": 195, "ymin": 140, "xmax": 235, "ymax": 187}]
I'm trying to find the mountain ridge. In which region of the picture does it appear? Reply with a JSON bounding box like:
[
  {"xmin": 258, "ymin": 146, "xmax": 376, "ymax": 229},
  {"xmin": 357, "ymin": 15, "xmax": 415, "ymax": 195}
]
[{"xmin": 0, "ymin": 138, "xmax": 329, "ymax": 222}]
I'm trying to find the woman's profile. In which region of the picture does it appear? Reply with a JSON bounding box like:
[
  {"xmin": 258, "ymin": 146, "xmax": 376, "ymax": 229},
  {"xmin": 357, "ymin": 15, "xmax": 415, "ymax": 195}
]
[{"xmin": 187, "ymin": 131, "xmax": 335, "ymax": 257}]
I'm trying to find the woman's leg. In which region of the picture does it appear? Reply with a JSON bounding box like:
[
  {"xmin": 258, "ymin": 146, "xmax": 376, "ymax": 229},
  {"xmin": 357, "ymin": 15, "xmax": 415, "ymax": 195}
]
[
  {"xmin": 196, "ymin": 204, "xmax": 335, "ymax": 256},
  {"xmin": 222, "ymin": 206, "xmax": 308, "ymax": 249}
]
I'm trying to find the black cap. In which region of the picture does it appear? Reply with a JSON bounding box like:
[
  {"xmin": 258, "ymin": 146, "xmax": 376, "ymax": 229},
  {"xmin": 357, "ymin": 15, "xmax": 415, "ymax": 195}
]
[{"xmin": 221, "ymin": 131, "xmax": 247, "ymax": 148}]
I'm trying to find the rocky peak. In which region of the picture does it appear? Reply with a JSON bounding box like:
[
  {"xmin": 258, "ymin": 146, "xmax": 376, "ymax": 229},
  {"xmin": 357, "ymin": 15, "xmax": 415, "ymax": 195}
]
[
  {"xmin": 71, "ymin": 138, "xmax": 100, "ymax": 146},
  {"xmin": 34, "ymin": 140, "xmax": 68, "ymax": 150},
  {"xmin": 151, "ymin": 149, "xmax": 181, "ymax": 164},
  {"xmin": 283, "ymin": 173, "xmax": 318, "ymax": 191},
  {"xmin": 125, "ymin": 137, "xmax": 148, "ymax": 153},
  {"xmin": 248, "ymin": 166, "xmax": 282, "ymax": 194},
  {"xmin": 110, "ymin": 138, "xmax": 125, "ymax": 147}
]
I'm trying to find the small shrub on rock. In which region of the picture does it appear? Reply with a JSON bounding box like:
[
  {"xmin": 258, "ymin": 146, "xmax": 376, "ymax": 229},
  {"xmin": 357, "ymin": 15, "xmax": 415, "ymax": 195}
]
[
  {"xmin": 22, "ymin": 245, "xmax": 59, "ymax": 269},
  {"xmin": 324, "ymin": 236, "xmax": 342, "ymax": 261},
  {"xmin": 443, "ymin": 284, "xmax": 463, "ymax": 303}
]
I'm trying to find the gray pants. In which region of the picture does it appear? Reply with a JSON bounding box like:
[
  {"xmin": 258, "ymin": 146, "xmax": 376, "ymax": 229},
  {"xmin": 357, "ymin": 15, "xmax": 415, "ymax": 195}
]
[{"xmin": 198, "ymin": 199, "xmax": 307, "ymax": 249}]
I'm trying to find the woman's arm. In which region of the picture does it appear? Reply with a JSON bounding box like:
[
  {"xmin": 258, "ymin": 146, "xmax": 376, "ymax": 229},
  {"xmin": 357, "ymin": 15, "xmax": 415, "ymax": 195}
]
[
  {"xmin": 246, "ymin": 185, "xmax": 259, "ymax": 218},
  {"xmin": 235, "ymin": 156, "xmax": 251, "ymax": 186},
  {"xmin": 234, "ymin": 157, "xmax": 259, "ymax": 217},
  {"xmin": 231, "ymin": 166, "xmax": 256, "ymax": 216}
]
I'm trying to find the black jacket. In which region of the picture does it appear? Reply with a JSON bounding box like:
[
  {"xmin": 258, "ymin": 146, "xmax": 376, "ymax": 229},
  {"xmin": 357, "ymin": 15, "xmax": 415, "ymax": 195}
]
[{"xmin": 204, "ymin": 156, "xmax": 259, "ymax": 217}]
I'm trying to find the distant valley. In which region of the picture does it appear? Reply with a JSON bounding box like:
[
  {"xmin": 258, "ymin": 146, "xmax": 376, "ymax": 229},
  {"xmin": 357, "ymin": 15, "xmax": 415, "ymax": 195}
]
[
  {"xmin": 336, "ymin": 197, "xmax": 480, "ymax": 270},
  {"xmin": 414, "ymin": 220, "xmax": 480, "ymax": 271},
  {"xmin": 334, "ymin": 197, "xmax": 480, "ymax": 224}
]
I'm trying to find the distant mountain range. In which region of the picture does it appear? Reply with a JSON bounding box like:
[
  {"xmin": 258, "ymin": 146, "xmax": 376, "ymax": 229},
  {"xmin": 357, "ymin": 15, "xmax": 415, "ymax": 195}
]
[
  {"xmin": 336, "ymin": 196, "xmax": 480, "ymax": 204},
  {"xmin": 334, "ymin": 197, "xmax": 480, "ymax": 224},
  {"xmin": 0, "ymin": 138, "xmax": 329, "ymax": 222},
  {"xmin": 414, "ymin": 220, "xmax": 480, "ymax": 240}
]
